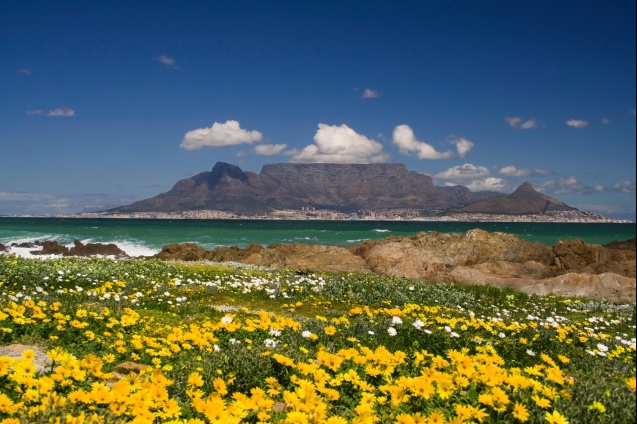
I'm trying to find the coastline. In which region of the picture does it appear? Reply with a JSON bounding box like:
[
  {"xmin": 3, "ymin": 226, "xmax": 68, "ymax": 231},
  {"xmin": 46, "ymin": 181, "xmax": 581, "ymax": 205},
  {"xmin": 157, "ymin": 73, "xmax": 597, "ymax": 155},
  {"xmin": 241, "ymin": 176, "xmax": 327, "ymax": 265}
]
[{"xmin": 2, "ymin": 208, "xmax": 631, "ymax": 223}]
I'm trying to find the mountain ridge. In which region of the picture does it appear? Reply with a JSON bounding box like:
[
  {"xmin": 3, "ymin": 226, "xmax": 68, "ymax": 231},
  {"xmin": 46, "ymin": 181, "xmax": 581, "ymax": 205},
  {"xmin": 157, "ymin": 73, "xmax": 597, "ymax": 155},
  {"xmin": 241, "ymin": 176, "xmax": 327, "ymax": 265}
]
[
  {"xmin": 458, "ymin": 180, "xmax": 576, "ymax": 215},
  {"xmin": 108, "ymin": 162, "xmax": 575, "ymax": 217}
]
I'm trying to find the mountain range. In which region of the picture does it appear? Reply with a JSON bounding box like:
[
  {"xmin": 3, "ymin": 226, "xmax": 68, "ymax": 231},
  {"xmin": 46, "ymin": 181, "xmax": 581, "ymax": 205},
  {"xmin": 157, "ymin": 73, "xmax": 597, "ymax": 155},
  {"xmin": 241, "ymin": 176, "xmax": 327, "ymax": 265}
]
[{"xmin": 108, "ymin": 162, "xmax": 576, "ymax": 216}]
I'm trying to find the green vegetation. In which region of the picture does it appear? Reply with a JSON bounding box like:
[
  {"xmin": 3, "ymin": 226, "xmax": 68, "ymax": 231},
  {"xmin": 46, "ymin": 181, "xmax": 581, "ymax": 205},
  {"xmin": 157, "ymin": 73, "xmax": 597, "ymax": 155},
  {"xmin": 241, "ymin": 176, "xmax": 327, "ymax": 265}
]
[{"xmin": 0, "ymin": 255, "xmax": 635, "ymax": 423}]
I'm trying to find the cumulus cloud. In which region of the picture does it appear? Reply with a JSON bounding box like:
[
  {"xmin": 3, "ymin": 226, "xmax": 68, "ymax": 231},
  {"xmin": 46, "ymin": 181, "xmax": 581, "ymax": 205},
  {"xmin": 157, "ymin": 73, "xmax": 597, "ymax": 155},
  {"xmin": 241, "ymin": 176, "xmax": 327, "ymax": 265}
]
[
  {"xmin": 26, "ymin": 107, "xmax": 75, "ymax": 117},
  {"xmin": 18, "ymin": 68, "xmax": 32, "ymax": 76},
  {"xmin": 434, "ymin": 163, "xmax": 491, "ymax": 180},
  {"xmin": 609, "ymin": 179, "xmax": 636, "ymax": 193},
  {"xmin": 392, "ymin": 125, "xmax": 454, "ymax": 159},
  {"xmin": 538, "ymin": 176, "xmax": 603, "ymax": 195},
  {"xmin": 433, "ymin": 164, "xmax": 512, "ymax": 192},
  {"xmin": 463, "ymin": 177, "xmax": 508, "ymax": 192},
  {"xmin": 566, "ymin": 119, "xmax": 589, "ymax": 128},
  {"xmin": 505, "ymin": 116, "xmax": 538, "ymax": 129},
  {"xmin": 154, "ymin": 54, "xmax": 179, "ymax": 69},
  {"xmin": 499, "ymin": 165, "xmax": 554, "ymax": 177},
  {"xmin": 450, "ymin": 137, "xmax": 474, "ymax": 158},
  {"xmin": 287, "ymin": 123, "xmax": 388, "ymax": 163},
  {"xmin": 180, "ymin": 120, "xmax": 263, "ymax": 150},
  {"xmin": 254, "ymin": 144, "xmax": 287, "ymax": 156},
  {"xmin": 362, "ymin": 88, "xmax": 380, "ymax": 99}
]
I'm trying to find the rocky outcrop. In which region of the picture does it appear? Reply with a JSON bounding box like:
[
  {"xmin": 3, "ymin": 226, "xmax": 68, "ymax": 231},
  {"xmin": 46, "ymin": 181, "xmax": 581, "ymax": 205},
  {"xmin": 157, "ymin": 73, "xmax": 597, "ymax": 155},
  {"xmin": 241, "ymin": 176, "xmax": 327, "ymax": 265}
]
[
  {"xmin": 153, "ymin": 229, "xmax": 636, "ymax": 303},
  {"xmin": 33, "ymin": 240, "xmax": 69, "ymax": 255},
  {"xmin": 67, "ymin": 240, "xmax": 128, "ymax": 257},
  {"xmin": 31, "ymin": 240, "xmax": 128, "ymax": 257},
  {"xmin": 155, "ymin": 242, "xmax": 369, "ymax": 274}
]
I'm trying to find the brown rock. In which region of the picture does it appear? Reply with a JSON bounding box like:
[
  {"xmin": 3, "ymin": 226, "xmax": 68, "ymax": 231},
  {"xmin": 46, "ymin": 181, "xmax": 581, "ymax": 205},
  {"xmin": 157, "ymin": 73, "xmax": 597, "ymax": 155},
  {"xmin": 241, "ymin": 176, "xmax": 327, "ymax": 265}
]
[
  {"xmin": 604, "ymin": 238, "xmax": 636, "ymax": 250},
  {"xmin": 153, "ymin": 229, "xmax": 636, "ymax": 303},
  {"xmin": 154, "ymin": 243, "xmax": 208, "ymax": 261},
  {"xmin": 66, "ymin": 239, "xmax": 127, "ymax": 257},
  {"xmin": 32, "ymin": 240, "xmax": 69, "ymax": 255},
  {"xmin": 552, "ymin": 238, "xmax": 636, "ymax": 277},
  {"xmin": 262, "ymin": 244, "xmax": 369, "ymax": 274},
  {"xmin": 0, "ymin": 344, "xmax": 52, "ymax": 373}
]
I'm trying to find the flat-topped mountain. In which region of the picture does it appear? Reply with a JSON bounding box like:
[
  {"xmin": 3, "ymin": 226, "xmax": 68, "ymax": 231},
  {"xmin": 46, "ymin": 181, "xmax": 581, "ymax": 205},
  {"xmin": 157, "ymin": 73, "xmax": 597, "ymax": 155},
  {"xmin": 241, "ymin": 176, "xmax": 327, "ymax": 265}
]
[
  {"xmin": 108, "ymin": 162, "xmax": 575, "ymax": 216},
  {"xmin": 458, "ymin": 181, "xmax": 576, "ymax": 215},
  {"xmin": 110, "ymin": 162, "xmax": 457, "ymax": 215}
]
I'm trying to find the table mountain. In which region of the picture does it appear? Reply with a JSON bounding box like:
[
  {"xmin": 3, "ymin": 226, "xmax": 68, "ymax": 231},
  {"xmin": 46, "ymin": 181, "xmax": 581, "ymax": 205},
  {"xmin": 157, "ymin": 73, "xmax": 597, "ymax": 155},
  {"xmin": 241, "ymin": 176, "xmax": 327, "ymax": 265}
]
[
  {"xmin": 107, "ymin": 162, "xmax": 574, "ymax": 216},
  {"xmin": 110, "ymin": 162, "xmax": 462, "ymax": 215}
]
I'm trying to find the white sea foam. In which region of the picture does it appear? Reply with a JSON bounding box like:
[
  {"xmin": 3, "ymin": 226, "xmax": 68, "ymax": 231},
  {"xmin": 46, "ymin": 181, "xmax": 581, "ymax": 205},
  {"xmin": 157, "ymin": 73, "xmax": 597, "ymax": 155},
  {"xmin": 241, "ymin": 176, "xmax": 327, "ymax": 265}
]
[
  {"xmin": 114, "ymin": 241, "xmax": 159, "ymax": 257},
  {"xmin": 0, "ymin": 238, "xmax": 159, "ymax": 259},
  {"xmin": 373, "ymin": 229, "xmax": 391, "ymax": 233}
]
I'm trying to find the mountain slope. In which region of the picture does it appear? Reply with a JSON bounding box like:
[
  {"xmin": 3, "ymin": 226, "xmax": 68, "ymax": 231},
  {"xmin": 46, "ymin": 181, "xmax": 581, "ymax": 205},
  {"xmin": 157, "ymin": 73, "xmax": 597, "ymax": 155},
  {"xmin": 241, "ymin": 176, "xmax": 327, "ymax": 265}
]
[
  {"xmin": 110, "ymin": 162, "xmax": 458, "ymax": 214},
  {"xmin": 458, "ymin": 181, "xmax": 576, "ymax": 214}
]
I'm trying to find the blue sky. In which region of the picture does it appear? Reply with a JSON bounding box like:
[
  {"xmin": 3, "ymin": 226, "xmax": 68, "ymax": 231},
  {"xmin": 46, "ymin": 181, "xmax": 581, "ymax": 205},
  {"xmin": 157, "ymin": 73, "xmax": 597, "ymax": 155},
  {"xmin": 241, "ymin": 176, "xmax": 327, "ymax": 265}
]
[{"xmin": 1, "ymin": 0, "xmax": 635, "ymax": 220}]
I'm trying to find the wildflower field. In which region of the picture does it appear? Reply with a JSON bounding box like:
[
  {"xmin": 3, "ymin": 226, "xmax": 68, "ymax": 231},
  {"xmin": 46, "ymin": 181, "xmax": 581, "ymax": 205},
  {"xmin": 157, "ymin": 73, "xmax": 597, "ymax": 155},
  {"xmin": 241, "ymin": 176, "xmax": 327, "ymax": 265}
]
[{"xmin": 0, "ymin": 254, "xmax": 635, "ymax": 423}]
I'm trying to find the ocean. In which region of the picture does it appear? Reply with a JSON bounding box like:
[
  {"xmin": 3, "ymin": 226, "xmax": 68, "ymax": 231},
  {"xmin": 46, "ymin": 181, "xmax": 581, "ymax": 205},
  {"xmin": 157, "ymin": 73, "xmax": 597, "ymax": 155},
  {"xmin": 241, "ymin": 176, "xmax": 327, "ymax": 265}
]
[{"xmin": 1, "ymin": 217, "xmax": 635, "ymax": 258}]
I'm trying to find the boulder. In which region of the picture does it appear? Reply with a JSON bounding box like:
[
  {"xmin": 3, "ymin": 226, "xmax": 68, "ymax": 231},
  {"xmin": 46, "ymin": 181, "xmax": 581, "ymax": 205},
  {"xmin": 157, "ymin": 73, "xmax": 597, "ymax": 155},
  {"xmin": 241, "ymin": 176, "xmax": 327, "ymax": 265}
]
[
  {"xmin": 0, "ymin": 243, "xmax": 8, "ymax": 252},
  {"xmin": 205, "ymin": 243, "xmax": 265, "ymax": 263},
  {"xmin": 66, "ymin": 239, "xmax": 127, "ymax": 257},
  {"xmin": 32, "ymin": 240, "xmax": 69, "ymax": 255},
  {"xmin": 0, "ymin": 344, "xmax": 52, "ymax": 373},
  {"xmin": 154, "ymin": 243, "xmax": 208, "ymax": 261},
  {"xmin": 13, "ymin": 242, "xmax": 39, "ymax": 248},
  {"xmin": 260, "ymin": 244, "xmax": 369, "ymax": 274},
  {"xmin": 552, "ymin": 238, "xmax": 636, "ymax": 276}
]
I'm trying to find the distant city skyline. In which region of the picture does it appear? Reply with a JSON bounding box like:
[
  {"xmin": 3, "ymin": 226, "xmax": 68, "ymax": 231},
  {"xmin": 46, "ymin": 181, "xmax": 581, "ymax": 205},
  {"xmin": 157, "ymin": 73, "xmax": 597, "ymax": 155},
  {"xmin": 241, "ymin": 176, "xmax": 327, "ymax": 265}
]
[{"xmin": 1, "ymin": 1, "xmax": 635, "ymax": 220}]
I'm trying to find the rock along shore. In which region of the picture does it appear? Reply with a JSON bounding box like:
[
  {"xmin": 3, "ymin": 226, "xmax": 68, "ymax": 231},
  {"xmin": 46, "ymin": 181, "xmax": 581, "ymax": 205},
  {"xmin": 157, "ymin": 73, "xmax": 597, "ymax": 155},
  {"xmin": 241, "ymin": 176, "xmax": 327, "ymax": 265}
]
[
  {"xmin": 153, "ymin": 229, "xmax": 636, "ymax": 304},
  {"xmin": 4, "ymin": 229, "xmax": 634, "ymax": 304}
]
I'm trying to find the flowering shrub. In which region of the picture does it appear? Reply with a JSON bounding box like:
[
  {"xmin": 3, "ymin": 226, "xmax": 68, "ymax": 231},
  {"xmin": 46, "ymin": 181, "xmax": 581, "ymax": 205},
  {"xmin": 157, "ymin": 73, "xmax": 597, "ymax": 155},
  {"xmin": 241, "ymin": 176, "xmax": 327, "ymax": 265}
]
[{"xmin": 0, "ymin": 255, "xmax": 635, "ymax": 423}]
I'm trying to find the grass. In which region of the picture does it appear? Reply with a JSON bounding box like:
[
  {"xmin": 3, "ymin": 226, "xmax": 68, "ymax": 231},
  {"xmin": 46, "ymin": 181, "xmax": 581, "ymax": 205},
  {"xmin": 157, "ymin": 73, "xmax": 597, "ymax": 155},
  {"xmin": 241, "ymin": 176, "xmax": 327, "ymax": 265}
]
[{"xmin": 0, "ymin": 254, "xmax": 635, "ymax": 423}]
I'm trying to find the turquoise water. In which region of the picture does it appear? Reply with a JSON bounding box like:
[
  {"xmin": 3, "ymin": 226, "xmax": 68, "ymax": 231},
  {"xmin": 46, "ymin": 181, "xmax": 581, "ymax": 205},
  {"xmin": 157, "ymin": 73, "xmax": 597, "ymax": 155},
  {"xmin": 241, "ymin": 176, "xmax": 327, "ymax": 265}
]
[{"xmin": 0, "ymin": 217, "xmax": 634, "ymax": 257}]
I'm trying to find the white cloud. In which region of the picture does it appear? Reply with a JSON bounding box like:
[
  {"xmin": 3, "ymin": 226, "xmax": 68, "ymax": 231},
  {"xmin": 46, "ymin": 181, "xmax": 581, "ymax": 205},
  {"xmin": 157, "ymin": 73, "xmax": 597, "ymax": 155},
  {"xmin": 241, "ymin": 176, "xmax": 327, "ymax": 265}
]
[
  {"xmin": 362, "ymin": 88, "xmax": 380, "ymax": 99},
  {"xmin": 609, "ymin": 179, "xmax": 636, "ymax": 193},
  {"xmin": 18, "ymin": 68, "xmax": 32, "ymax": 76},
  {"xmin": 180, "ymin": 120, "xmax": 263, "ymax": 150},
  {"xmin": 450, "ymin": 137, "xmax": 474, "ymax": 158},
  {"xmin": 499, "ymin": 165, "xmax": 554, "ymax": 177},
  {"xmin": 505, "ymin": 116, "xmax": 538, "ymax": 129},
  {"xmin": 254, "ymin": 144, "xmax": 287, "ymax": 156},
  {"xmin": 392, "ymin": 125, "xmax": 454, "ymax": 159},
  {"xmin": 538, "ymin": 176, "xmax": 603, "ymax": 195},
  {"xmin": 26, "ymin": 107, "xmax": 75, "ymax": 117},
  {"xmin": 287, "ymin": 123, "xmax": 388, "ymax": 163},
  {"xmin": 566, "ymin": 119, "xmax": 589, "ymax": 128},
  {"xmin": 154, "ymin": 54, "xmax": 179, "ymax": 69},
  {"xmin": 433, "ymin": 164, "xmax": 511, "ymax": 192},
  {"xmin": 601, "ymin": 117, "xmax": 612, "ymax": 125},
  {"xmin": 434, "ymin": 163, "xmax": 490, "ymax": 180},
  {"xmin": 463, "ymin": 177, "xmax": 507, "ymax": 192}
]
